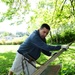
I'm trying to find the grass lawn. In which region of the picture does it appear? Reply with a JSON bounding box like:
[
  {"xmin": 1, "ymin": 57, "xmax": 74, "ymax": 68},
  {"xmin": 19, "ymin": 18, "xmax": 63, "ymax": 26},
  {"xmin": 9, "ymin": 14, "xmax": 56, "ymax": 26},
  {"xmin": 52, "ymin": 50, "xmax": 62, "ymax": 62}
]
[
  {"xmin": 0, "ymin": 43, "xmax": 75, "ymax": 75},
  {"xmin": 0, "ymin": 45, "xmax": 19, "ymax": 75}
]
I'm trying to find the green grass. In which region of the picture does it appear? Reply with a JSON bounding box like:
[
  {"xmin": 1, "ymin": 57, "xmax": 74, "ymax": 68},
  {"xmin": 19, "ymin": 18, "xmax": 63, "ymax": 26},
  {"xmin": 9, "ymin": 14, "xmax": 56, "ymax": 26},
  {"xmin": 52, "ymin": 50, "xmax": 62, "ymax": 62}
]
[
  {"xmin": 0, "ymin": 44, "xmax": 75, "ymax": 75},
  {"xmin": 0, "ymin": 52, "xmax": 16, "ymax": 75},
  {"xmin": 51, "ymin": 47, "xmax": 75, "ymax": 75},
  {"xmin": 0, "ymin": 45, "xmax": 19, "ymax": 75},
  {"xmin": 71, "ymin": 43, "xmax": 75, "ymax": 46}
]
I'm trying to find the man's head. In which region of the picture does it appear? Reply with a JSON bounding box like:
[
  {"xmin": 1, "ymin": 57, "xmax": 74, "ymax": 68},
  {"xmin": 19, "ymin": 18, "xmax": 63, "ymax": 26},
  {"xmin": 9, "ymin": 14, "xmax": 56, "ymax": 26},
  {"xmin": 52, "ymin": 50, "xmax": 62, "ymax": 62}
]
[{"xmin": 39, "ymin": 23, "xmax": 50, "ymax": 39}]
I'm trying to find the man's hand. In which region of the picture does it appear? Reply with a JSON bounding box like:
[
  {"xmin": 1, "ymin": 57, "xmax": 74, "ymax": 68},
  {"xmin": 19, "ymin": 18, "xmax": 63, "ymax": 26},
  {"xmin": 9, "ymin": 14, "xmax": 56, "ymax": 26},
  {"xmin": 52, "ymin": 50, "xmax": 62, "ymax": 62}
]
[
  {"xmin": 61, "ymin": 45, "xmax": 69, "ymax": 50},
  {"xmin": 52, "ymin": 52, "xmax": 57, "ymax": 56}
]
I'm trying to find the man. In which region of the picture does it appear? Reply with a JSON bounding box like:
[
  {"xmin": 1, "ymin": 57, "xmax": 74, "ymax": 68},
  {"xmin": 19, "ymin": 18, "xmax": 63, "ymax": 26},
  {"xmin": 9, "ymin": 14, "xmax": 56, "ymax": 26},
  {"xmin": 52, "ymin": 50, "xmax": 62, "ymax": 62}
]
[{"xmin": 8, "ymin": 23, "xmax": 66, "ymax": 75}]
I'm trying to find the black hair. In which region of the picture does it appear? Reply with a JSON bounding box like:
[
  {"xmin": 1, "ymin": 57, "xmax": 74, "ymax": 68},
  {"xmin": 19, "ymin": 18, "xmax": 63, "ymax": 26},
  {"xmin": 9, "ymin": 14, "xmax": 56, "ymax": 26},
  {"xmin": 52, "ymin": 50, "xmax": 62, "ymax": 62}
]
[{"xmin": 40, "ymin": 23, "xmax": 50, "ymax": 30}]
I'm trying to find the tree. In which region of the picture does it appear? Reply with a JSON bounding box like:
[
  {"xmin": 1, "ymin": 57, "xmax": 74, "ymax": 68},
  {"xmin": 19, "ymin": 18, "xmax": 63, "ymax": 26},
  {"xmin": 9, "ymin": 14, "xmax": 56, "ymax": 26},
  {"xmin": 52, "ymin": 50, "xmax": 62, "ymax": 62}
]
[
  {"xmin": 0, "ymin": 0, "xmax": 75, "ymax": 43},
  {"xmin": 0, "ymin": 0, "xmax": 30, "ymax": 22}
]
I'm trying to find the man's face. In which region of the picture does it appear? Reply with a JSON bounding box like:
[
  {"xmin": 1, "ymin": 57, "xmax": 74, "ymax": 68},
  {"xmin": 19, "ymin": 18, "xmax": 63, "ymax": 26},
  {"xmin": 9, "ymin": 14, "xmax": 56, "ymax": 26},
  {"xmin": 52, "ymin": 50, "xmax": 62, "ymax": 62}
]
[{"xmin": 39, "ymin": 27, "xmax": 50, "ymax": 39}]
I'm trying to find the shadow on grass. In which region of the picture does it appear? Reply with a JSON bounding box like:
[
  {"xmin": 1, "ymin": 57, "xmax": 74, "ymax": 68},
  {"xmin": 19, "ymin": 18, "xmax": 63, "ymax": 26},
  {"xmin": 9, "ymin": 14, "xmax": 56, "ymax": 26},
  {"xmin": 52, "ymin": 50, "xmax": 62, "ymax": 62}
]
[{"xmin": 0, "ymin": 52, "xmax": 16, "ymax": 75}]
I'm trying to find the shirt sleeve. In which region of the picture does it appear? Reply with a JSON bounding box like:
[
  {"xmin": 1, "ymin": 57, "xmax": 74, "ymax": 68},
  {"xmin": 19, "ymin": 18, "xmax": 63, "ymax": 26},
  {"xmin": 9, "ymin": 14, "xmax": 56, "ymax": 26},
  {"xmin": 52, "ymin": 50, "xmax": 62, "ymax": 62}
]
[
  {"xmin": 42, "ymin": 50, "xmax": 52, "ymax": 56},
  {"xmin": 30, "ymin": 33, "xmax": 61, "ymax": 51}
]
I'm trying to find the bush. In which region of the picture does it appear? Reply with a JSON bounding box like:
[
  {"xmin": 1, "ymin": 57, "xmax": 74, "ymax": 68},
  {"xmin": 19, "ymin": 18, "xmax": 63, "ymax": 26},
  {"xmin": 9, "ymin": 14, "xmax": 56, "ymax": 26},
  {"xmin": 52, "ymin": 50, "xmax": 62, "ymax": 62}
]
[
  {"xmin": 0, "ymin": 39, "xmax": 6, "ymax": 45},
  {"xmin": 0, "ymin": 36, "xmax": 28, "ymax": 45},
  {"xmin": 12, "ymin": 38, "xmax": 23, "ymax": 45},
  {"xmin": 5, "ymin": 40, "xmax": 12, "ymax": 45},
  {"xmin": 50, "ymin": 29, "xmax": 75, "ymax": 44}
]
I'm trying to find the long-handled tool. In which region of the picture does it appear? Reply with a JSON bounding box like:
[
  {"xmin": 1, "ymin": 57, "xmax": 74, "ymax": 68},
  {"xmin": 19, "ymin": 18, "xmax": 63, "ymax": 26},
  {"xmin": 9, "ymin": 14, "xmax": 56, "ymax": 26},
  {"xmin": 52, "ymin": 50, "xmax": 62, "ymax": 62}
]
[{"xmin": 32, "ymin": 41, "xmax": 73, "ymax": 75}]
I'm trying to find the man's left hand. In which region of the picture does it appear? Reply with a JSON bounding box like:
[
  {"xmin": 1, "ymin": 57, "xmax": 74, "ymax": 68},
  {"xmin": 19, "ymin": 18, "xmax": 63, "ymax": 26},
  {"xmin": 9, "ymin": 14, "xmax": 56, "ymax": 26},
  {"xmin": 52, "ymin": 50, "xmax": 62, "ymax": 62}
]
[{"xmin": 61, "ymin": 45, "xmax": 69, "ymax": 50}]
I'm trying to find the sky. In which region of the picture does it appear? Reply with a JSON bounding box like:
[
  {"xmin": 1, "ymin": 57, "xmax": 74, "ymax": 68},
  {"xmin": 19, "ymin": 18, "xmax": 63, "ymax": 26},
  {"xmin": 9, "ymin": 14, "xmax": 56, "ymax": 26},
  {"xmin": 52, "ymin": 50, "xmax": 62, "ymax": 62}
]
[
  {"xmin": 0, "ymin": 1, "xmax": 8, "ymax": 13},
  {"xmin": 0, "ymin": 19, "xmax": 28, "ymax": 34},
  {"xmin": 0, "ymin": 20, "xmax": 28, "ymax": 34},
  {"xmin": 0, "ymin": 0, "xmax": 39, "ymax": 34}
]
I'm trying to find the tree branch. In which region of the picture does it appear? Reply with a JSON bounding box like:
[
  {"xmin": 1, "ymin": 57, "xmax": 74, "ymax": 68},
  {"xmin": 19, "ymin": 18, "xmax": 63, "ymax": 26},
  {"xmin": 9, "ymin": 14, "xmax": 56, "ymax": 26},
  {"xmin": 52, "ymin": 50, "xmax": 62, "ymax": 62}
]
[{"xmin": 60, "ymin": 0, "xmax": 67, "ymax": 12}]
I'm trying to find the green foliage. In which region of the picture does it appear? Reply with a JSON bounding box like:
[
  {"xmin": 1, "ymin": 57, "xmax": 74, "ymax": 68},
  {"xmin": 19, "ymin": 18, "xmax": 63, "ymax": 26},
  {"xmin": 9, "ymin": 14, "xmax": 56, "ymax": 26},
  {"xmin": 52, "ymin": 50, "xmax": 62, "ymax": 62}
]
[
  {"xmin": 0, "ymin": 16, "xmax": 5, "ymax": 22},
  {"xmin": 28, "ymin": 8, "xmax": 52, "ymax": 32},
  {"xmin": 12, "ymin": 38, "xmax": 24, "ymax": 45},
  {"xmin": 49, "ymin": 47, "xmax": 75, "ymax": 75},
  {"xmin": 0, "ymin": 52, "xmax": 15, "ymax": 75},
  {"xmin": 49, "ymin": 23, "xmax": 75, "ymax": 44},
  {"xmin": 51, "ymin": 31, "xmax": 75, "ymax": 44},
  {"xmin": 3, "ymin": 8, "xmax": 17, "ymax": 20},
  {"xmin": 0, "ymin": 0, "xmax": 30, "ymax": 21},
  {"xmin": 1, "ymin": 0, "xmax": 75, "ymax": 31},
  {"xmin": 0, "ymin": 39, "xmax": 6, "ymax": 45},
  {"xmin": 5, "ymin": 40, "xmax": 12, "ymax": 45},
  {"xmin": 1, "ymin": 0, "xmax": 14, "ymax": 5}
]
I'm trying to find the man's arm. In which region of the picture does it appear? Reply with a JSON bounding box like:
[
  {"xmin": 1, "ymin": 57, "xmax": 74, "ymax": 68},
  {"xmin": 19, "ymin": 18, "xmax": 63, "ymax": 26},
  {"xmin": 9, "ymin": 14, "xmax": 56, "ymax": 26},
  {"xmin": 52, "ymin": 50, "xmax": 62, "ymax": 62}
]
[
  {"xmin": 30, "ymin": 34, "xmax": 61, "ymax": 51},
  {"xmin": 42, "ymin": 50, "xmax": 52, "ymax": 56}
]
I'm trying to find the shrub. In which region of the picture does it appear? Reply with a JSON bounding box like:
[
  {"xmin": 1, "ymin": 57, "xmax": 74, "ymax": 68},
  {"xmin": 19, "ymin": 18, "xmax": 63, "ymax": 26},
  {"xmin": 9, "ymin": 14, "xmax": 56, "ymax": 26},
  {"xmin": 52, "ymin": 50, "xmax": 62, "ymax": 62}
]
[
  {"xmin": 0, "ymin": 36, "xmax": 28, "ymax": 45},
  {"xmin": 5, "ymin": 40, "xmax": 12, "ymax": 45},
  {"xmin": 0, "ymin": 39, "xmax": 6, "ymax": 45},
  {"xmin": 49, "ymin": 28, "xmax": 75, "ymax": 44}
]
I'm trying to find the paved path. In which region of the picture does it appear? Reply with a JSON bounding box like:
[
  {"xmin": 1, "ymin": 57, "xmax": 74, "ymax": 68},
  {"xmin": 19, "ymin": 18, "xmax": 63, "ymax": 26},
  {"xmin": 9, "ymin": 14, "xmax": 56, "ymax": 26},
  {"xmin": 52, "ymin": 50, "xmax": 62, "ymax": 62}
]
[{"xmin": 0, "ymin": 45, "xmax": 19, "ymax": 53}]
